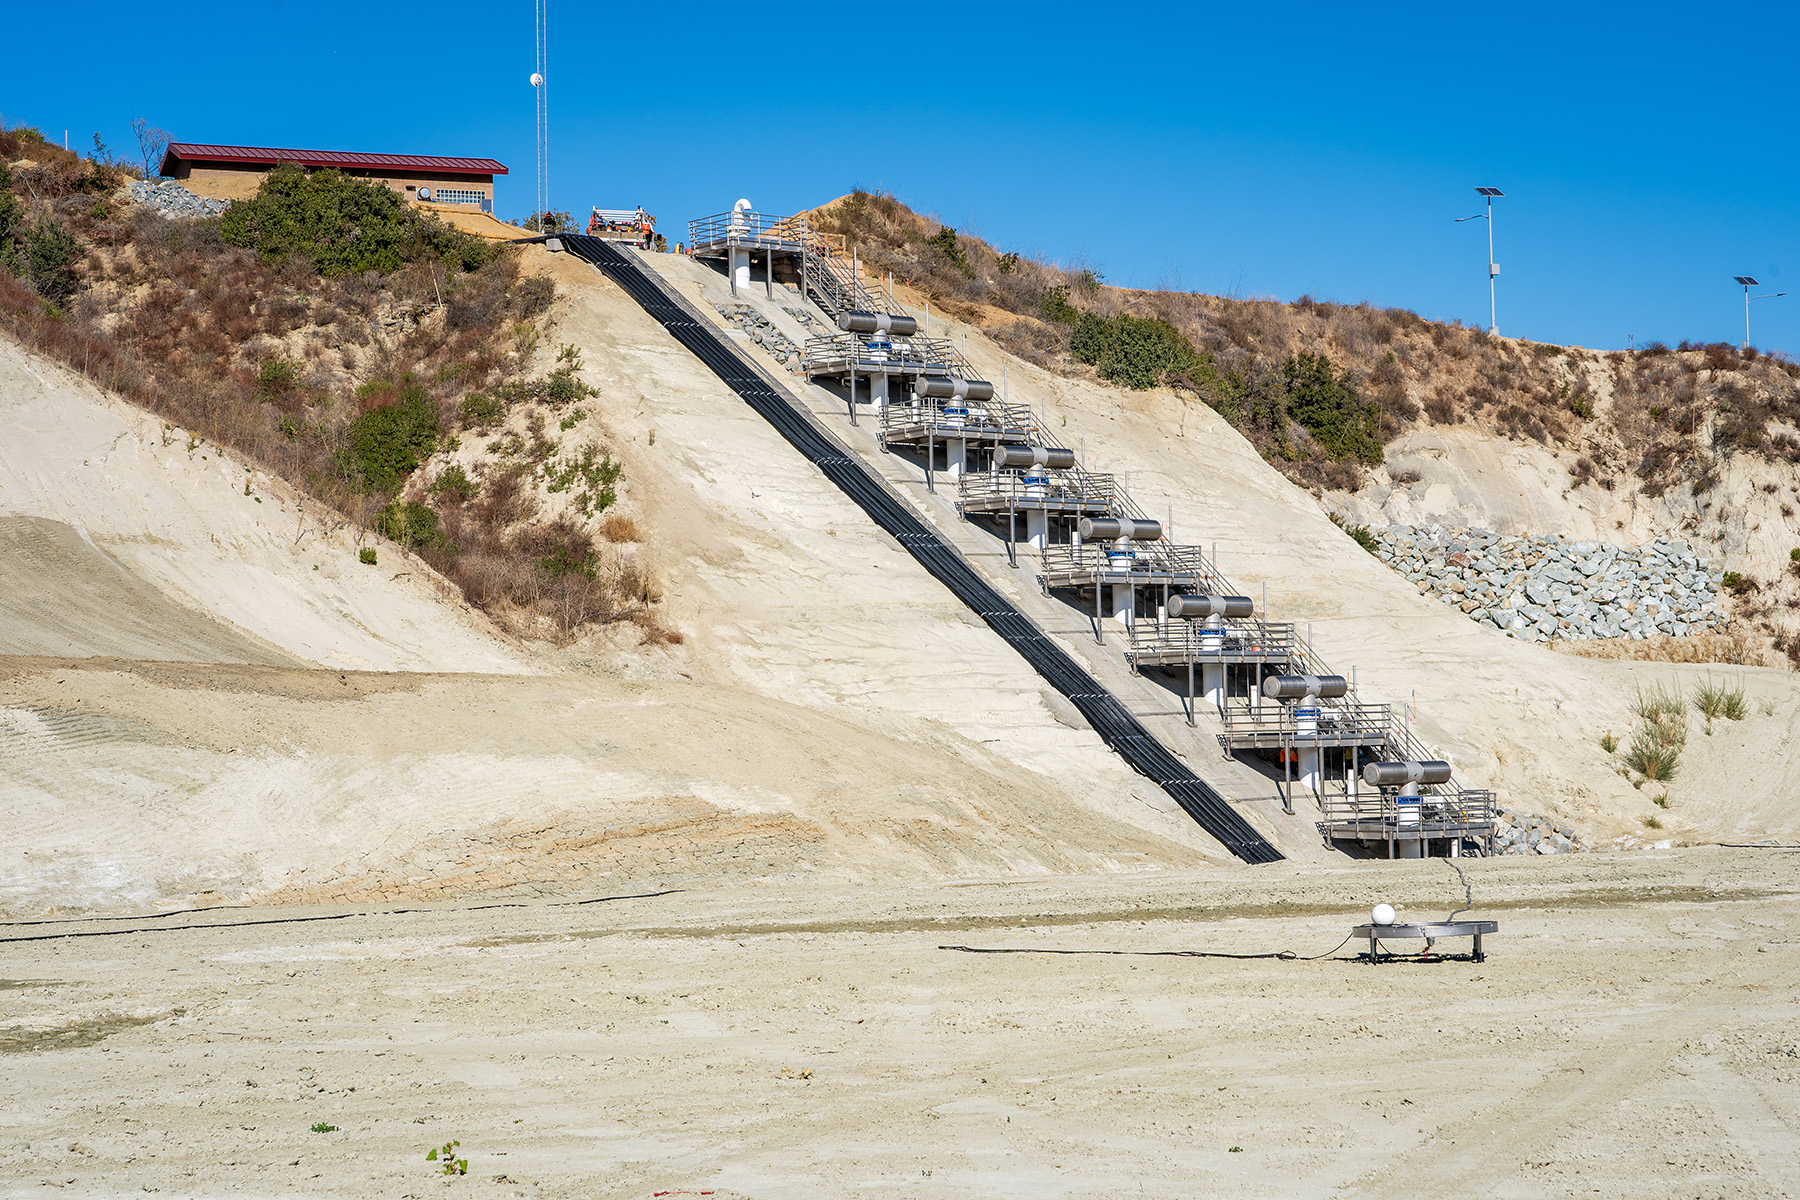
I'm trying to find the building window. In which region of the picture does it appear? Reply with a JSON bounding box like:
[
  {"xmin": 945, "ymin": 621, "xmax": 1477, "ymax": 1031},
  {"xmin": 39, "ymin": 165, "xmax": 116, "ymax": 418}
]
[{"xmin": 432, "ymin": 188, "xmax": 485, "ymax": 206}]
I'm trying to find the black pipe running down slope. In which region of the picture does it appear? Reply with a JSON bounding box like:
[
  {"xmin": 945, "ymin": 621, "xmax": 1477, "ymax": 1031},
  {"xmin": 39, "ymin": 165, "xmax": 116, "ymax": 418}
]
[{"xmin": 563, "ymin": 235, "xmax": 1282, "ymax": 865}]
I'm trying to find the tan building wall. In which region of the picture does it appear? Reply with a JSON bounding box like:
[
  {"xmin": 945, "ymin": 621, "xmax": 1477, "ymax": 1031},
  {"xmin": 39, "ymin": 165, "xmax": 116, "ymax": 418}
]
[{"xmin": 171, "ymin": 162, "xmax": 494, "ymax": 209}]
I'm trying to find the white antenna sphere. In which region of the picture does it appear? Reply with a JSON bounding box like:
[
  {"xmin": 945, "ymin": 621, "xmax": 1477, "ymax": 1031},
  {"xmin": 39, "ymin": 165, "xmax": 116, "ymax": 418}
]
[
  {"xmin": 530, "ymin": 72, "xmax": 544, "ymax": 88},
  {"xmin": 733, "ymin": 197, "xmax": 752, "ymax": 212},
  {"xmin": 1371, "ymin": 903, "xmax": 1396, "ymax": 927}
]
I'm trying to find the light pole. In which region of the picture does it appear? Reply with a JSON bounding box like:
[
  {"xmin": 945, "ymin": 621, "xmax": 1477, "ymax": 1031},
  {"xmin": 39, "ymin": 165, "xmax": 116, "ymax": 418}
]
[
  {"xmin": 1457, "ymin": 187, "xmax": 1505, "ymax": 335},
  {"xmin": 1733, "ymin": 276, "xmax": 1787, "ymax": 350},
  {"xmin": 531, "ymin": 0, "xmax": 549, "ymax": 228}
]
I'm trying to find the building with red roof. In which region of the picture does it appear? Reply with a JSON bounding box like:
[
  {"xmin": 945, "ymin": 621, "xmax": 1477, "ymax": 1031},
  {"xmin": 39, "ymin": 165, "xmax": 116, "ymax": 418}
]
[{"xmin": 160, "ymin": 143, "xmax": 508, "ymax": 212}]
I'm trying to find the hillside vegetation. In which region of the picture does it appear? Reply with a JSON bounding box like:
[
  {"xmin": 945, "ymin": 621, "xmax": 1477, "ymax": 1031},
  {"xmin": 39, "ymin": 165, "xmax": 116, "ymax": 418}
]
[
  {"xmin": 0, "ymin": 122, "xmax": 668, "ymax": 646},
  {"xmin": 810, "ymin": 190, "xmax": 1800, "ymax": 663}
]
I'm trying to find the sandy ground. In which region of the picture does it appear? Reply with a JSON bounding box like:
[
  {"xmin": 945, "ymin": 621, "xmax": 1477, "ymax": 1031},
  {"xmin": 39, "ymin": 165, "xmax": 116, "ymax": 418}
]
[{"xmin": 2, "ymin": 847, "xmax": 1796, "ymax": 1198}]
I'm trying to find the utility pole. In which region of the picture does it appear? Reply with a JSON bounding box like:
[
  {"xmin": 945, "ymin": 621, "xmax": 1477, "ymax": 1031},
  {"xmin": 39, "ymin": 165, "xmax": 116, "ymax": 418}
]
[
  {"xmin": 532, "ymin": 0, "xmax": 549, "ymax": 226},
  {"xmin": 1734, "ymin": 276, "xmax": 1787, "ymax": 350},
  {"xmin": 1458, "ymin": 188, "xmax": 1505, "ymax": 335}
]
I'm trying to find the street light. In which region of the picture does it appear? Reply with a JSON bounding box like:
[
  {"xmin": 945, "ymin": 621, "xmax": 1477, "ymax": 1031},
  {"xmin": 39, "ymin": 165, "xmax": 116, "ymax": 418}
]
[
  {"xmin": 1457, "ymin": 187, "xmax": 1505, "ymax": 335},
  {"xmin": 1733, "ymin": 276, "xmax": 1787, "ymax": 349}
]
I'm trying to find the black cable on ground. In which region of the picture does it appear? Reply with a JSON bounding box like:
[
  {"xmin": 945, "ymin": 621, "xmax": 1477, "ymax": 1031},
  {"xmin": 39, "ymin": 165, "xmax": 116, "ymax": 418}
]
[
  {"xmin": 939, "ymin": 932, "xmax": 1358, "ymax": 962},
  {"xmin": 0, "ymin": 890, "xmax": 682, "ymax": 946},
  {"xmin": 561, "ymin": 235, "xmax": 1281, "ymax": 865}
]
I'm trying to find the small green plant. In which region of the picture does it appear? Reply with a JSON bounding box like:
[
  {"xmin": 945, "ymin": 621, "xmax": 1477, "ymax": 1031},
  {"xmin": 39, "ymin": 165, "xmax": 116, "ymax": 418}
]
[
  {"xmin": 544, "ymin": 445, "xmax": 621, "ymax": 514},
  {"xmin": 1642, "ymin": 814, "xmax": 1664, "ymax": 830},
  {"xmin": 376, "ymin": 500, "xmax": 455, "ymax": 553},
  {"xmin": 1693, "ymin": 676, "xmax": 1747, "ymax": 726},
  {"xmin": 1759, "ymin": 698, "xmax": 1778, "ymax": 717},
  {"xmin": 429, "ymin": 464, "xmax": 477, "ymax": 504},
  {"xmin": 1328, "ymin": 512, "xmax": 1380, "ymax": 554},
  {"xmin": 1720, "ymin": 570, "xmax": 1744, "ymax": 591},
  {"xmin": 996, "ymin": 251, "xmax": 1020, "ymax": 274},
  {"xmin": 1652, "ymin": 792, "xmax": 1671, "ymax": 809},
  {"xmin": 1229, "ymin": 1146, "xmax": 1243, "ymax": 1153},
  {"xmin": 925, "ymin": 225, "xmax": 970, "ymax": 275},
  {"xmin": 1625, "ymin": 681, "xmax": 1687, "ymax": 781},
  {"xmin": 1600, "ymin": 731, "xmax": 1617, "ymax": 753},
  {"xmin": 1791, "ymin": 548, "xmax": 1800, "ymax": 563},
  {"xmin": 426, "ymin": 1141, "xmax": 467, "ymax": 1176},
  {"xmin": 258, "ymin": 358, "xmax": 300, "ymax": 399},
  {"xmin": 310, "ymin": 1122, "xmax": 339, "ymax": 1134},
  {"xmin": 1568, "ymin": 394, "xmax": 1595, "ymax": 419},
  {"xmin": 458, "ymin": 392, "xmax": 504, "ymax": 429},
  {"xmin": 359, "ymin": 547, "xmax": 377, "ymax": 565},
  {"xmin": 559, "ymin": 408, "xmax": 589, "ymax": 431}
]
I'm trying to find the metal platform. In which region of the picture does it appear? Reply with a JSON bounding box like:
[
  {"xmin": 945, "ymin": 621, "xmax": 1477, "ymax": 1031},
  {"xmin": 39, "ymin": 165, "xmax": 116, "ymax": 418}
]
[
  {"xmin": 1218, "ymin": 700, "xmax": 1394, "ymax": 750},
  {"xmin": 800, "ymin": 333, "xmax": 967, "ymax": 381},
  {"xmin": 957, "ymin": 469, "xmax": 1116, "ymax": 517},
  {"xmin": 1352, "ymin": 920, "xmax": 1498, "ymax": 962},
  {"xmin": 1126, "ymin": 619, "xmax": 1301, "ymax": 669},
  {"xmin": 880, "ymin": 398, "xmax": 1037, "ymax": 450},
  {"xmin": 1041, "ymin": 542, "xmax": 1232, "ymax": 595},
  {"xmin": 687, "ymin": 208, "xmax": 810, "ymax": 258},
  {"xmin": 1321, "ymin": 789, "xmax": 1499, "ymax": 853}
]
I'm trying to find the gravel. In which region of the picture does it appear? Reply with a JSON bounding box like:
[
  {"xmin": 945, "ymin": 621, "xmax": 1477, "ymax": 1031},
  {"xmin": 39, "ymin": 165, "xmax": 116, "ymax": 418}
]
[
  {"xmin": 127, "ymin": 179, "xmax": 229, "ymax": 220},
  {"xmin": 1369, "ymin": 524, "xmax": 1726, "ymax": 643},
  {"xmin": 714, "ymin": 303, "xmax": 802, "ymax": 371}
]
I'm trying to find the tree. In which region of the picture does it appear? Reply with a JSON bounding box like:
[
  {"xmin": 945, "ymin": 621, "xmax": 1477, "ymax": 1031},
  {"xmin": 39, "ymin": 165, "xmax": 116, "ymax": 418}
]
[{"xmin": 132, "ymin": 118, "xmax": 171, "ymax": 180}]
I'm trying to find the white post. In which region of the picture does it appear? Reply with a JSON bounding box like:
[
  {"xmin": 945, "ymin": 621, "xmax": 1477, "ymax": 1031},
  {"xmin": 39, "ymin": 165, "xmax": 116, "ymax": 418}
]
[
  {"xmin": 1487, "ymin": 193, "xmax": 1498, "ymax": 336},
  {"xmin": 1296, "ymin": 689, "xmax": 1321, "ymax": 797},
  {"xmin": 1200, "ymin": 614, "xmax": 1224, "ymax": 709},
  {"xmin": 1025, "ymin": 509, "xmax": 1047, "ymax": 552},
  {"xmin": 729, "ymin": 247, "xmax": 750, "ymax": 293}
]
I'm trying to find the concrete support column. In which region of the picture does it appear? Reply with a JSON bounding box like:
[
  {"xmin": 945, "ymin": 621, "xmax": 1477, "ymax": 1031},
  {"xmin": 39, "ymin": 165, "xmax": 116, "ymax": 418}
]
[
  {"xmin": 945, "ymin": 437, "xmax": 966, "ymax": 477},
  {"xmin": 1111, "ymin": 580, "xmax": 1133, "ymax": 626},
  {"xmin": 729, "ymin": 248, "xmax": 750, "ymax": 293},
  {"xmin": 1025, "ymin": 509, "xmax": 1047, "ymax": 552},
  {"xmin": 871, "ymin": 371, "xmax": 889, "ymax": 411}
]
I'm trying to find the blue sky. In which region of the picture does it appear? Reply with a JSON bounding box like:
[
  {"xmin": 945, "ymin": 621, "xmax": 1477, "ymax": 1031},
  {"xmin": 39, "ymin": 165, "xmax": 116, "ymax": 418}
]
[{"xmin": 7, "ymin": 1, "xmax": 1796, "ymax": 353}]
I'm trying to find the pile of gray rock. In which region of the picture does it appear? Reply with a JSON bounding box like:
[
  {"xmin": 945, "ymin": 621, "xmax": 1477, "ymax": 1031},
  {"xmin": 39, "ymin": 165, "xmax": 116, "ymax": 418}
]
[
  {"xmin": 713, "ymin": 304, "xmax": 800, "ymax": 370},
  {"xmin": 127, "ymin": 179, "xmax": 229, "ymax": 219},
  {"xmin": 1491, "ymin": 809, "xmax": 1584, "ymax": 855},
  {"xmin": 1369, "ymin": 525, "xmax": 1725, "ymax": 642}
]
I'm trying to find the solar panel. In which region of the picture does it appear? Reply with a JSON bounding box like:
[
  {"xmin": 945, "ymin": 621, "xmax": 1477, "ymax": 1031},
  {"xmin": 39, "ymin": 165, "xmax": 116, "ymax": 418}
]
[
  {"xmin": 1734, "ymin": 276, "xmax": 1759, "ymax": 286},
  {"xmin": 1474, "ymin": 187, "xmax": 1505, "ymax": 197}
]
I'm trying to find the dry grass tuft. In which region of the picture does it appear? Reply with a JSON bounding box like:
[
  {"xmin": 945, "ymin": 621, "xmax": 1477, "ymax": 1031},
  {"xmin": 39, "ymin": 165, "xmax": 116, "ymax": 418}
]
[{"xmin": 1551, "ymin": 631, "xmax": 1772, "ymax": 667}]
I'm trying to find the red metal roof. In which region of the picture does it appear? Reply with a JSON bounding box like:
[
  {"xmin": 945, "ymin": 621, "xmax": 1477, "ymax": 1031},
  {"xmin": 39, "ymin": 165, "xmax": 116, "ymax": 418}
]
[{"xmin": 161, "ymin": 143, "xmax": 507, "ymax": 178}]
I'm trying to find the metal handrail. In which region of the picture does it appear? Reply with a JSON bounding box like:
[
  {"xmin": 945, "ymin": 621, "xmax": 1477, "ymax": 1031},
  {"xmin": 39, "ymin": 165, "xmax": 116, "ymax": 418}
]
[
  {"xmin": 688, "ymin": 209, "xmax": 811, "ymax": 252},
  {"xmin": 956, "ymin": 468, "xmax": 1117, "ymax": 513},
  {"xmin": 1041, "ymin": 542, "xmax": 1231, "ymax": 592},
  {"xmin": 1319, "ymin": 787, "xmax": 1496, "ymax": 832},
  {"xmin": 1125, "ymin": 618, "xmax": 1301, "ymax": 663},
  {"xmin": 879, "ymin": 396, "xmax": 1038, "ymax": 440},
  {"xmin": 1219, "ymin": 700, "xmax": 1394, "ymax": 743},
  {"xmin": 801, "ymin": 333, "xmax": 965, "ymax": 375}
]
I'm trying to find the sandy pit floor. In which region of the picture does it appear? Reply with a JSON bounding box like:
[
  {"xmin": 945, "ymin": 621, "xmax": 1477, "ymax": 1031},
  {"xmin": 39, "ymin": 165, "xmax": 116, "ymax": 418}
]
[{"xmin": 2, "ymin": 847, "xmax": 1796, "ymax": 1199}]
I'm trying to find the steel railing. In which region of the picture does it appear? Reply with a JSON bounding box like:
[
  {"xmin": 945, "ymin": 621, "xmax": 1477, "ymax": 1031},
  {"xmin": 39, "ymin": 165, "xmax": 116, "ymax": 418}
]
[
  {"xmin": 687, "ymin": 209, "xmax": 812, "ymax": 253},
  {"xmin": 879, "ymin": 396, "xmax": 1038, "ymax": 442},
  {"xmin": 1319, "ymin": 787, "xmax": 1497, "ymax": 836},
  {"xmin": 800, "ymin": 333, "xmax": 967, "ymax": 376},
  {"xmin": 1125, "ymin": 618, "xmax": 1301, "ymax": 666},
  {"xmin": 956, "ymin": 468, "xmax": 1117, "ymax": 514},
  {"xmin": 1219, "ymin": 700, "xmax": 1395, "ymax": 746},
  {"xmin": 1040, "ymin": 542, "xmax": 1232, "ymax": 593}
]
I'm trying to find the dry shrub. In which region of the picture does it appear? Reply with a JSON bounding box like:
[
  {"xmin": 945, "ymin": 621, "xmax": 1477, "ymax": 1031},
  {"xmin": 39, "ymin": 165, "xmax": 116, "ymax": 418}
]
[
  {"xmin": 1552, "ymin": 631, "xmax": 1772, "ymax": 667},
  {"xmin": 600, "ymin": 512, "xmax": 641, "ymax": 542}
]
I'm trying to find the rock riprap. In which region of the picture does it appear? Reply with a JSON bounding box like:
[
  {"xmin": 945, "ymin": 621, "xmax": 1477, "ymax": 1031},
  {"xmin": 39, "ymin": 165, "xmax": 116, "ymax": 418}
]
[
  {"xmin": 127, "ymin": 179, "xmax": 230, "ymax": 219},
  {"xmin": 713, "ymin": 304, "xmax": 801, "ymax": 370},
  {"xmin": 1491, "ymin": 808, "xmax": 1583, "ymax": 855},
  {"xmin": 1369, "ymin": 525, "xmax": 1725, "ymax": 642}
]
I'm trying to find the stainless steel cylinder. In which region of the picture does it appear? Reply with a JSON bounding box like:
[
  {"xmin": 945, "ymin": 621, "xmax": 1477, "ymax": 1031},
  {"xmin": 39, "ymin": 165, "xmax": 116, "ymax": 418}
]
[
  {"xmin": 1361, "ymin": 760, "xmax": 1453, "ymax": 787},
  {"xmin": 1078, "ymin": 516, "xmax": 1162, "ymax": 541},
  {"xmin": 914, "ymin": 376, "xmax": 996, "ymax": 401},
  {"xmin": 995, "ymin": 445, "xmax": 1077, "ymax": 470},
  {"xmin": 1261, "ymin": 674, "xmax": 1349, "ymax": 700},
  {"xmin": 1167, "ymin": 593, "xmax": 1254, "ymax": 619},
  {"xmin": 838, "ymin": 311, "xmax": 919, "ymax": 337}
]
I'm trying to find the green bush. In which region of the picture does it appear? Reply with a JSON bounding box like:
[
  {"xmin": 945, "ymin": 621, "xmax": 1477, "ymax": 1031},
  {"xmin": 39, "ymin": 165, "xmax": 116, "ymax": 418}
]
[
  {"xmin": 925, "ymin": 225, "xmax": 971, "ymax": 276},
  {"xmin": 13, "ymin": 221, "xmax": 82, "ymax": 303},
  {"xmin": 458, "ymin": 392, "xmax": 504, "ymax": 429},
  {"xmin": 342, "ymin": 377, "xmax": 440, "ymax": 494},
  {"xmin": 221, "ymin": 165, "xmax": 497, "ymax": 276},
  {"xmin": 376, "ymin": 500, "xmax": 453, "ymax": 552},
  {"xmin": 429, "ymin": 463, "xmax": 477, "ymax": 503},
  {"xmin": 1721, "ymin": 570, "xmax": 1744, "ymax": 591},
  {"xmin": 1329, "ymin": 512, "xmax": 1379, "ymax": 553},
  {"xmin": 1569, "ymin": 394, "xmax": 1595, "ymax": 419},
  {"xmin": 1069, "ymin": 311, "xmax": 1203, "ymax": 390},
  {"xmin": 259, "ymin": 358, "xmax": 300, "ymax": 398},
  {"xmin": 1282, "ymin": 353, "xmax": 1382, "ymax": 464},
  {"xmin": 359, "ymin": 547, "xmax": 377, "ymax": 565},
  {"xmin": 1039, "ymin": 285, "xmax": 1078, "ymax": 324}
]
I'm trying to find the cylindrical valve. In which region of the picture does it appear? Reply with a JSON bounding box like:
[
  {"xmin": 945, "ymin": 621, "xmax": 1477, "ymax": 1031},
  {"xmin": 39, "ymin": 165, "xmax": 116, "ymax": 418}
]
[
  {"xmin": 1361, "ymin": 760, "xmax": 1453, "ymax": 787},
  {"xmin": 1261, "ymin": 674, "xmax": 1349, "ymax": 700},
  {"xmin": 1166, "ymin": 594, "xmax": 1254, "ymax": 619},
  {"xmin": 838, "ymin": 311, "xmax": 919, "ymax": 337},
  {"xmin": 1078, "ymin": 516, "xmax": 1162, "ymax": 541},
  {"xmin": 995, "ymin": 445, "xmax": 1077, "ymax": 470},
  {"xmin": 914, "ymin": 376, "xmax": 995, "ymax": 401}
]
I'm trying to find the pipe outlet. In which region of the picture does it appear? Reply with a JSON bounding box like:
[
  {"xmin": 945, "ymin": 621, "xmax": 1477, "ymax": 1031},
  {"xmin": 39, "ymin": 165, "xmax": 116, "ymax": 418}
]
[
  {"xmin": 995, "ymin": 445, "xmax": 1077, "ymax": 470},
  {"xmin": 1361, "ymin": 760, "xmax": 1453, "ymax": 787},
  {"xmin": 914, "ymin": 376, "xmax": 996, "ymax": 401},
  {"xmin": 1261, "ymin": 674, "xmax": 1349, "ymax": 700},
  {"xmin": 1078, "ymin": 516, "xmax": 1162, "ymax": 541},
  {"xmin": 1166, "ymin": 593, "xmax": 1254, "ymax": 620},
  {"xmin": 838, "ymin": 311, "xmax": 920, "ymax": 337}
]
